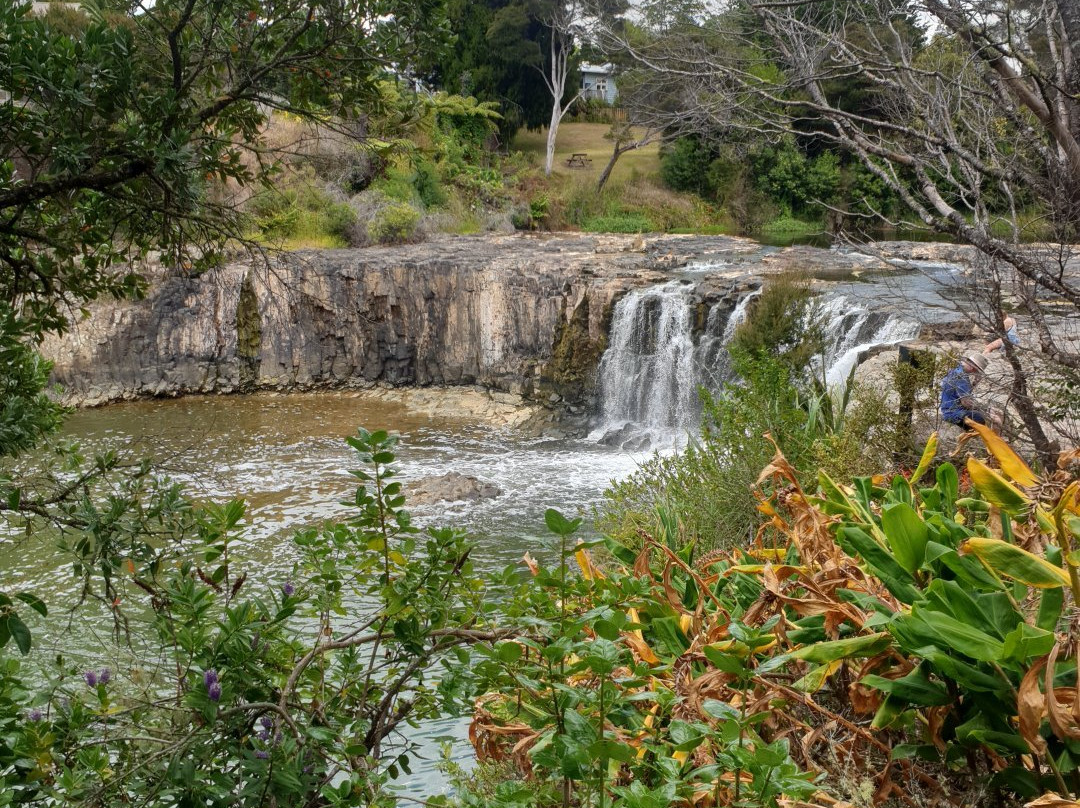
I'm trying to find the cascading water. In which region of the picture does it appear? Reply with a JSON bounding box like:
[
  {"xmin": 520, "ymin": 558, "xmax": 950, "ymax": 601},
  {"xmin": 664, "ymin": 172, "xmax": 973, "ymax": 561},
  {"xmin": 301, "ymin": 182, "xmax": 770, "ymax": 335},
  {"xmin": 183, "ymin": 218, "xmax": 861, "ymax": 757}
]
[
  {"xmin": 591, "ymin": 281, "xmax": 920, "ymax": 448},
  {"xmin": 592, "ymin": 281, "xmax": 701, "ymax": 444},
  {"xmin": 817, "ymin": 296, "xmax": 921, "ymax": 388}
]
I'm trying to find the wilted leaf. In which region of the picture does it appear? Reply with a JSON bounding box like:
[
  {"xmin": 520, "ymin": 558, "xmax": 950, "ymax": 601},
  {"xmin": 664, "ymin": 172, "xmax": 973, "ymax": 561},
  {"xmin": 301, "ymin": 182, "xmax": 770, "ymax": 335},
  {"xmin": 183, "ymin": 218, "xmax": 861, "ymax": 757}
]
[
  {"xmin": 790, "ymin": 632, "xmax": 891, "ymax": 664},
  {"xmin": 967, "ymin": 422, "xmax": 1038, "ymax": 487},
  {"xmin": 910, "ymin": 433, "xmax": 938, "ymax": 484},
  {"xmin": 1018, "ymin": 658, "xmax": 1049, "ymax": 755},
  {"xmin": 960, "ymin": 538, "xmax": 1070, "ymax": 589},
  {"xmin": 793, "ymin": 660, "xmax": 842, "ymax": 693},
  {"xmin": 1025, "ymin": 794, "xmax": 1080, "ymax": 808},
  {"xmin": 967, "ymin": 458, "xmax": 1029, "ymax": 512}
]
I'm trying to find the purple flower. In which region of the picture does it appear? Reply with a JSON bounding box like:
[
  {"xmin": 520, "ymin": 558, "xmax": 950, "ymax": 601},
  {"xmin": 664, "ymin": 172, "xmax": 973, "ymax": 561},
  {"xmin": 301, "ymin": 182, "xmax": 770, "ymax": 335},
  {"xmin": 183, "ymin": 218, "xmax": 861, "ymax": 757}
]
[
  {"xmin": 281, "ymin": 581, "xmax": 295, "ymax": 598},
  {"xmin": 27, "ymin": 709, "xmax": 43, "ymax": 722},
  {"xmin": 254, "ymin": 750, "xmax": 269, "ymax": 759},
  {"xmin": 257, "ymin": 727, "xmax": 270, "ymax": 741},
  {"xmin": 98, "ymin": 668, "xmax": 111, "ymax": 685},
  {"xmin": 260, "ymin": 716, "xmax": 273, "ymax": 730},
  {"xmin": 84, "ymin": 670, "xmax": 98, "ymax": 688},
  {"xmin": 250, "ymin": 632, "xmax": 261, "ymax": 652},
  {"xmin": 203, "ymin": 669, "xmax": 218, "ymax": 689},
  {"xmin": 207, "ymin": 682, "xmax": 222, "ymax": 702}
]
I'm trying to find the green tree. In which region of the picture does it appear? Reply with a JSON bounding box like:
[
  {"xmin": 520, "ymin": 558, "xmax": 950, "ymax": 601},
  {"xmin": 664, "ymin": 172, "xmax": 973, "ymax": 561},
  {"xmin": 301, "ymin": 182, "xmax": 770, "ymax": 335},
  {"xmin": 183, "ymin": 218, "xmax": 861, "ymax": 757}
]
[
  {"xmin": 418, "ymin": 0, "xmax": 552, "ymax": 142},
  {"xmin": 1, "ymin": 0, "xmax": 447, "ymax": 341}
]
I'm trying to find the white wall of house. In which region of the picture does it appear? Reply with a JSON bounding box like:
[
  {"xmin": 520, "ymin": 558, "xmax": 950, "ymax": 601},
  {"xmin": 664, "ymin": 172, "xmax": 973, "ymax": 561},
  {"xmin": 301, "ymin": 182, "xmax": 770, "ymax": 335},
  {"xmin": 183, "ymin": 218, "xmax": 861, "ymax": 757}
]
[{"xmin": 580, "ymin": 63, "xmax": 617, "ymax": 105}]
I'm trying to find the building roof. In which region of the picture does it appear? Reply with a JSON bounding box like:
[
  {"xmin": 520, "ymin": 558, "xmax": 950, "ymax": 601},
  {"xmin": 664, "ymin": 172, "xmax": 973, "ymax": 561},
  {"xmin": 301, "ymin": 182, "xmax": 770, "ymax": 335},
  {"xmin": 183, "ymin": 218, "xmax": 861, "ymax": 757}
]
[{"xmin": 579, "ymin": 63, "xmax": 614, "ymax": 75}]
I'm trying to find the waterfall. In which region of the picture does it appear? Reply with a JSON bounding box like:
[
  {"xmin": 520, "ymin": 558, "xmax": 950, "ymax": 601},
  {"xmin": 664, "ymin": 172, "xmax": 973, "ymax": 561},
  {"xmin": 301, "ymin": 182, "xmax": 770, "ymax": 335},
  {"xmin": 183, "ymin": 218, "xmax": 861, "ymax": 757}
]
[
  {"xmin": 592, "ymin": 281, "xmax": 700, "ymax": 445},
  {"xmin": 591, "ymin": 281, "xmax": 920, "ymax": 449},
  {"xmin": 816, "ymin": 296, "xmax": 921, "ymax": 389}
]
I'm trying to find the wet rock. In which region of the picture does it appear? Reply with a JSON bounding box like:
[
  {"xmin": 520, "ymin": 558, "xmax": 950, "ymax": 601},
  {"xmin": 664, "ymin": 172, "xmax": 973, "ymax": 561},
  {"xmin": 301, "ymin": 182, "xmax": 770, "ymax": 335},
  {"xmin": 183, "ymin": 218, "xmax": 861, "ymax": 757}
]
[
  {"xmin": 44, "ymin": 234, "xmax": 755, "ymax": 407},
  {"xmin": 408, "ymin": 472, "xmax": 501, "ymax": 505}
]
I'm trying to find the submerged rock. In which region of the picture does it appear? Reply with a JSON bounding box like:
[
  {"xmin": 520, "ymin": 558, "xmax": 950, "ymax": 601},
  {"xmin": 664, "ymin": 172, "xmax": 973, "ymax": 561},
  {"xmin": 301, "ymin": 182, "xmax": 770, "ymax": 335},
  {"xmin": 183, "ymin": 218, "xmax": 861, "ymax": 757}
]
[{"xmin": 408, "ymin": 472, "xmax": 501, "ymax": 505}]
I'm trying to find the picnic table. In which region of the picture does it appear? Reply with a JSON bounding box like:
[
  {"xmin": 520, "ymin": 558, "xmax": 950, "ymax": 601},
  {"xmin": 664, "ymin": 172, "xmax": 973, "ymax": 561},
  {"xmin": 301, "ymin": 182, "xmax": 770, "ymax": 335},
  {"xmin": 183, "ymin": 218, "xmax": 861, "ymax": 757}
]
[{"xmin": 565, "ymin": 152, "xmax": 592, "ymax": 168}]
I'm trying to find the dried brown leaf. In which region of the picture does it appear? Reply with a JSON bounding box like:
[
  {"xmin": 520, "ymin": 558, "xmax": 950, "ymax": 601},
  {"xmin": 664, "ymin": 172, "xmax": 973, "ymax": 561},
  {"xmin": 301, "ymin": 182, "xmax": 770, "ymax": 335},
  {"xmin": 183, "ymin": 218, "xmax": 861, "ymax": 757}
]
[
  {"xmin": 1025, "ymin": 794, "xmax": 1080, "ymax": 808},
  {"xmin": 1019, "ymin": 657, "xmax": 1049, "ymax": 755}
]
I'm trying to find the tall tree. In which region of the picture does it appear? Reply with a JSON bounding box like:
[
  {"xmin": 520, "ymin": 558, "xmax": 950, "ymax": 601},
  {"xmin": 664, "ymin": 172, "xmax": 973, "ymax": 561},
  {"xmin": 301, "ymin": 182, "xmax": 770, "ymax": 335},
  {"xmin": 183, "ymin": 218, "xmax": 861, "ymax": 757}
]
[
  {"xmin": 539, "ymin": 0, "xmax": 584, "ymax": 175},
  {"xmin": 417, "ymin": 0, "xmax": 552, "ymax": 142}
]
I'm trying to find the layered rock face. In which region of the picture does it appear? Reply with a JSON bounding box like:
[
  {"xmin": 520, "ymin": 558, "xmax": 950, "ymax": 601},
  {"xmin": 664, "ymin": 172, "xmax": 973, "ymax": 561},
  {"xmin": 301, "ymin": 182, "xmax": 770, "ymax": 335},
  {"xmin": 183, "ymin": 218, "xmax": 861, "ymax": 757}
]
[{"xmin": 43, "ymin": 234, "xmax": 761, "ymax": 407}]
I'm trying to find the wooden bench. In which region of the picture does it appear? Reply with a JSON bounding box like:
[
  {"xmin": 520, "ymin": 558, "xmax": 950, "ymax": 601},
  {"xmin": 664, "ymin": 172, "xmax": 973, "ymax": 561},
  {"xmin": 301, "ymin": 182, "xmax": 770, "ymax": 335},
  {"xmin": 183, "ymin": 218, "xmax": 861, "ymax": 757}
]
[{"xmin": 565, "ymin": 152, "xmax": 591, "ymax": 168}]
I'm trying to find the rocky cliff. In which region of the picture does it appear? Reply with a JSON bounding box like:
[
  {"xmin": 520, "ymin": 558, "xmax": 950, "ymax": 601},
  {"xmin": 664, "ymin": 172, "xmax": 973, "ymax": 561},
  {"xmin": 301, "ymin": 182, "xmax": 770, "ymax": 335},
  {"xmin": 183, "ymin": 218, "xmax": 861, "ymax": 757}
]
[{"xmin": 43, "ymin": 234, "xmax": 765, "ymax": 407}]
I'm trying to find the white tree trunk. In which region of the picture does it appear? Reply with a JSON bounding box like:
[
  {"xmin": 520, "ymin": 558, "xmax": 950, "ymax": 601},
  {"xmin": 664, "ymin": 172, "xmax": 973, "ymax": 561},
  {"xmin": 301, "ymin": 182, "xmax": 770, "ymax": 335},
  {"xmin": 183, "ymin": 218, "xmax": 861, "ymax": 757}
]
[{"xmin": 544, "ymin": 102, "xmax": 562, "ymax": 176}]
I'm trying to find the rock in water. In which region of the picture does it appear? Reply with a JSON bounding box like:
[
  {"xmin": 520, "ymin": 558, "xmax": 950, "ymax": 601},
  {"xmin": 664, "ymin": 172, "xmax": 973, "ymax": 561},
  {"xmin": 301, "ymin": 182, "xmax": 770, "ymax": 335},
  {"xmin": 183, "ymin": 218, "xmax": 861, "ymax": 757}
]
[{"xmin": 408, "ymin": 472, "xmax": 501, "ymax": 505}]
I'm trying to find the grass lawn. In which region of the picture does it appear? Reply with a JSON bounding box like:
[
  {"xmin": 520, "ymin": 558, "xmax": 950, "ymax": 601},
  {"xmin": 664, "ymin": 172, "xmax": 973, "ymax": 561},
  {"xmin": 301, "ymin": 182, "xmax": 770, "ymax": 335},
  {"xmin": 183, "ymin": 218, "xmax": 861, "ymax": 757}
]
[{"xmin": 512, "ymin": 122, "xmax": 662, "ymax": 184}]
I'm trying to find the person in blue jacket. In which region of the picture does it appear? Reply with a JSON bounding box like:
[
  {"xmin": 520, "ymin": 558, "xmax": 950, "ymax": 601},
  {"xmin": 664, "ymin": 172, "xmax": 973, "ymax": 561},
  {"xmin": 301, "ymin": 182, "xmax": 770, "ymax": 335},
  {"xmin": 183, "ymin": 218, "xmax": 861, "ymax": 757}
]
[{"xmin": 940, "ymin": 353, "xmax": 1000, "ymax": 429}]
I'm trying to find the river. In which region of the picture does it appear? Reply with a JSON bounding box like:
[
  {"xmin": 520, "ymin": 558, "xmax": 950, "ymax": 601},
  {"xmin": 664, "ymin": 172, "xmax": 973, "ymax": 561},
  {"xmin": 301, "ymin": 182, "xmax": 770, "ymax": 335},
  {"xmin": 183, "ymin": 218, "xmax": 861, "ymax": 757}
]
[{"xmin": 0, "ymin": 390, "xmax": 656, "ymax": 796}]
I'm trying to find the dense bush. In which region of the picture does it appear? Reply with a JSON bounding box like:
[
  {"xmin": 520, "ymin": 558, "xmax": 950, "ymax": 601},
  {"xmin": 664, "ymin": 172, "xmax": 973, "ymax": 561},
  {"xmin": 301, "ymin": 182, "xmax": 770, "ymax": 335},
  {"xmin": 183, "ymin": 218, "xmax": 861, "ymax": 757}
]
[
  {"xmin": 659, "ymin": 136, "xmax": 717, "ymax": 198},
  {"xmin": 597, "ymin": 352, "xmax": 811, "ymax": 555},
  {"xmin": 368, "ymin": 201, "xmax": 422, "ymax": 244},
  {"xmin": 752, "ymin": 139, "xmax": 841, "ymax": 216},
  {"xmin": 0, "ymin": 430, "xmax": 495, "ymax": 806},
  {"xmin": 248, "ymin": 167, "xmax": 357, "ymax": 246}
]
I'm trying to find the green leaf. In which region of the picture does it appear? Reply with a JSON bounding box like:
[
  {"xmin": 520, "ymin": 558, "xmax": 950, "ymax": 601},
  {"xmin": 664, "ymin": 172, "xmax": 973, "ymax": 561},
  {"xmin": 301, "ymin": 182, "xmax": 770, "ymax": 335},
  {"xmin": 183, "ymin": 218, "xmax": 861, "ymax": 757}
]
[
  {"xmin": 961, "ymin": 538, "xmax": 1070, "ymax": 589},
  {"xmin": 908, "ymin": 607, "xmax": 1004, "ymax": 662},
  {"xmin": 871, "ymin": 695, "xmax": 906, "ymax": 729},
  {"xmin": 497, "ymin": 642, "xmax": 523, "ymax": 664},
  {"xmin": 790, "ymin": 632, "xmax": 891, "ymax": 664},
  {"xmin": 1001, "ymin": 623, "xmax": 1055, "ymax": 666},
  {"xmin": 836, "ymin": 527, "xmax": 921, "ymax": 603},
  {"xmin": 589, "ymin": 738, "xmax": 635, "ymax": 763},
  {"xmin": 861, "ymin": 669, "xmax": 951, "ymax": 706},
  {"xmin": 7, "ymin": 614, "xmax": 31, "ymax": 655},
  {"xmin": 936, "ymin": 463, "xmax": 959, "ymax": 510},
  {"xmin": 14, "ymin": 592, "xmax": 47, "ymax": 617},
  {"xmin": 881, "ymin": 502, "xmax": 929, "ymax": 574},
  {"xmin": 650, "ymin": 616, "xmax": 690, "ymax": 657},
  {"xmin": 544, "ymin": 508, "xmax": 581, "ymax": 537}
]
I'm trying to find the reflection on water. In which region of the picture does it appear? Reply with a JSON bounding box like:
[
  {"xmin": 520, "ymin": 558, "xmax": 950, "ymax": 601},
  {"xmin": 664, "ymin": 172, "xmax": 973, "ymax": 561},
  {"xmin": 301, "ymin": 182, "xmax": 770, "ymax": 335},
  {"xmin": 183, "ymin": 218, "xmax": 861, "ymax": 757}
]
[{"xmin": 0, "ymin": 390, "xmax": 658, "ymax": 795}]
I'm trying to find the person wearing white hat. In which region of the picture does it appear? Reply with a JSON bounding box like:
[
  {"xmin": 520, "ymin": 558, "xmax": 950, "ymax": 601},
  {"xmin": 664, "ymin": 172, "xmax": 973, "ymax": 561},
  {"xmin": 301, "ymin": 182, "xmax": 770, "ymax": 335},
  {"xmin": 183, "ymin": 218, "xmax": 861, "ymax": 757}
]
[{"xmin": 940, "ymin": 353, "xmax": 1000, "ymax": 428}]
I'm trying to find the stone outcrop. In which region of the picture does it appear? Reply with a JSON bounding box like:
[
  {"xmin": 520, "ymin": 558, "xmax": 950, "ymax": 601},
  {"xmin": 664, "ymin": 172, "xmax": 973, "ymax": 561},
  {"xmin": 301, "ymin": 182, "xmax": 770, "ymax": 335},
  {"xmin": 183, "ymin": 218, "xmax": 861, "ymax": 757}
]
[
  {"xmin": 408, "ymin": 472, "xmax": 501, "ymax": 505},
  {"xmin": 42, "ymin": 234, "xmax": 764, "ymax": 407}
]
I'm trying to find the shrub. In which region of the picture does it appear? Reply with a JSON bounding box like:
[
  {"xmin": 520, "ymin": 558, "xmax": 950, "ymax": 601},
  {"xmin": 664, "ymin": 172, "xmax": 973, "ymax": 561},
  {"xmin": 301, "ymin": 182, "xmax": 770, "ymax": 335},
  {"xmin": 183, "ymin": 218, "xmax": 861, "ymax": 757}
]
[
  {"xmin": 659, "ymin": 136, "xmax": 716, "ymax": 197},
  {"xmin": 731, "ymin": 273, "xmax": 825, "ymax": 380},
  {"xmin": 597, "ymin": 353, "xmax": 811, "ymax": 555},
  {"xmin": 248, "ymin": 166, "xmax": 356, "ymax": 246},
  {"xmin": 0, "ymin": 431, "xmax": 490, "ymax": 805},
  {"xmin": 367, "ymin": 201, "xmax": 421, "ymax": 244},
  {"xmin": 412, "ymin": 159, "xmax": 447, "ymax": 208},
  {"xmin": 581, "ymin": 212, "xmax": 655, "ymax": 233}
]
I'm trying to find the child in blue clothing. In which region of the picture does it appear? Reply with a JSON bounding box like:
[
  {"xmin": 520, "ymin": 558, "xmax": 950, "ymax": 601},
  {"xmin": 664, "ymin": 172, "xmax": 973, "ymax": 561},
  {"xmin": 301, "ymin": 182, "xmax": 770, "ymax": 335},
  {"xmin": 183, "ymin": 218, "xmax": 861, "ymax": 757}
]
[{"xmin": 983, "ymin": 316, "xmax": 1019, "ymax": 354}]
